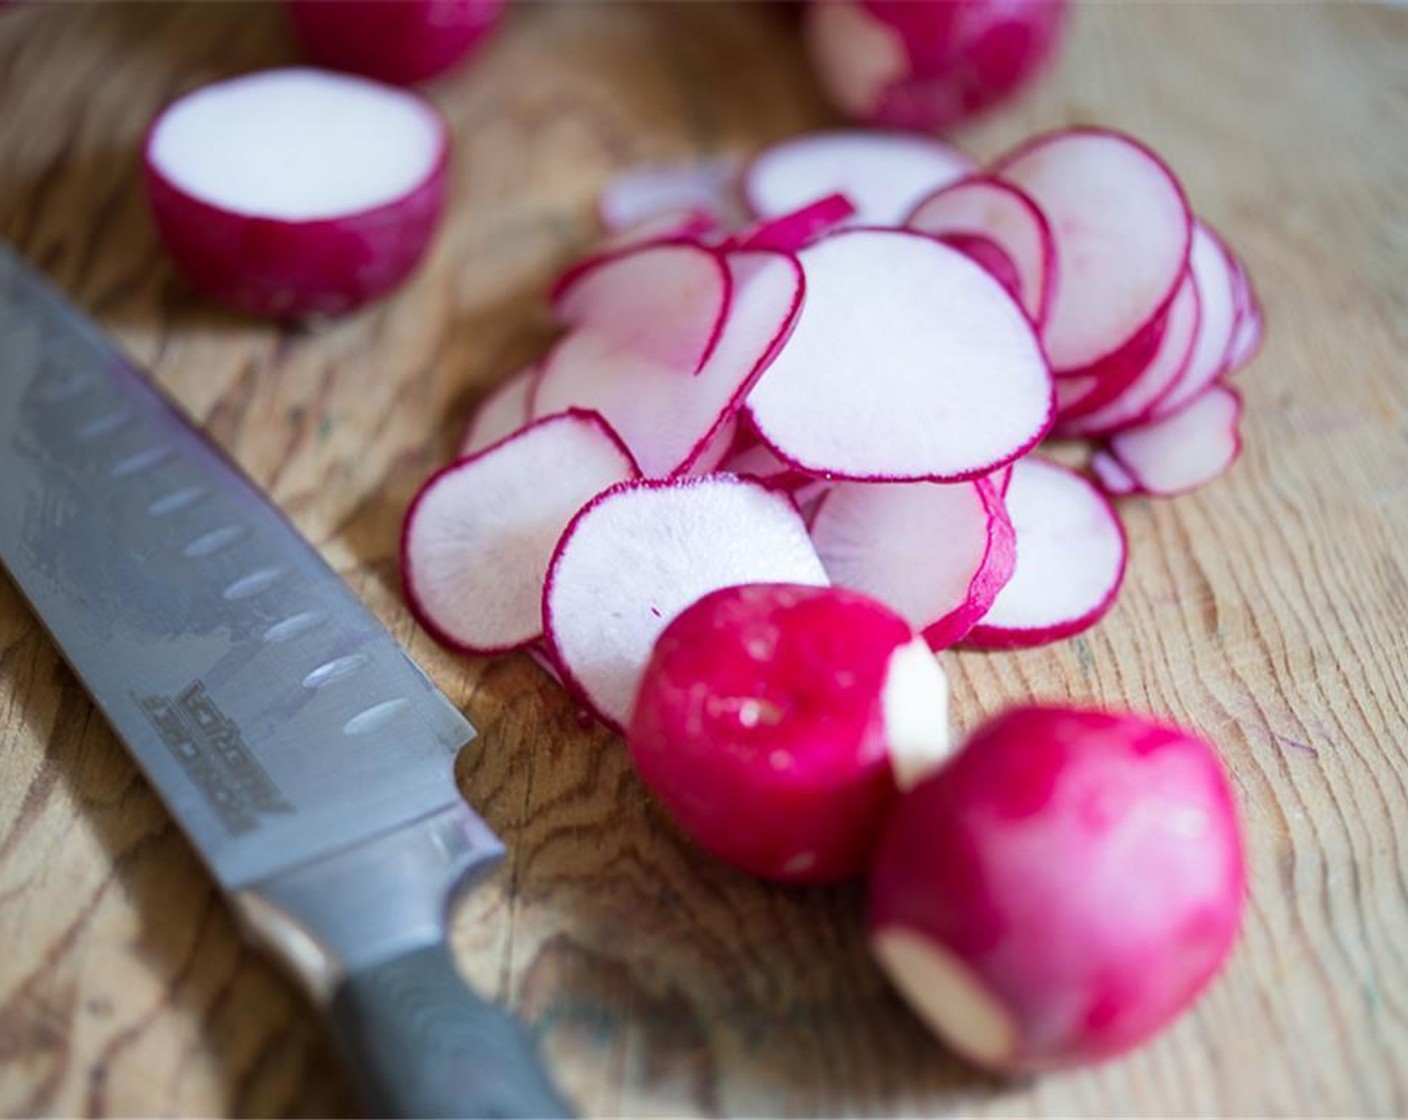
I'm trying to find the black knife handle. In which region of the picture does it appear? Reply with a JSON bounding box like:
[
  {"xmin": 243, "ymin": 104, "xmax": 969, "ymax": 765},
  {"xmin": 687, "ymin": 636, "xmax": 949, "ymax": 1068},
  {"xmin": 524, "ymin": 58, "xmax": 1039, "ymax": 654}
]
[{"xmin": 329, "ymin": 942, "xmax": 573, "ymax": 1119}]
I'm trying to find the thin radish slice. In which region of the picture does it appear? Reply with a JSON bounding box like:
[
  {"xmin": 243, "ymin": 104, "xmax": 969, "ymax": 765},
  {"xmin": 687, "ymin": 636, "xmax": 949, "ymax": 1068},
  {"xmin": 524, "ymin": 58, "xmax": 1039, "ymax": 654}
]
[
  {"xmin": 551, "ymin": 242, "xmax": 730, "ymax": 375},
  {"xmin": 535, "ymin": 249, "xmax": 804, "ymax": 478},
  {"xmin": 747, "ymin": 228, "xmax": 1052, "ymax": 481},
  {"xmin": 744, "ymin": 130, "xmax": 974, "ymax": 227},
  {"xmin": 732, "ymin": 193, "xmax": 856, "ymax": 254},
  {"xmin": 995, "ymin": 128, "xmax": 1192, "ymax": 372},
  {"xmin": 1223, "ymin": 250, "xmax": 1264, "ymax": 372},
  {"xmin": 597, "ymin": 208, "xmax": 721, "ymax": 253},
  {"xmin": 402, "ymin": 410, "xmax": 639, "ymax": 655},
  {"xmin": 811, "ymin": 477, "xmax": 1015, "ymax": 650},
  {"xmin": 1149, "ymin": 222, "xmax": 1240, "ymax": 418},
  {"xmin": 598, "ymin": 157, "xmax": 745, "ymax": 232},
  {"xmin": 459, "ymin": 364, "xmax": 539, "ymax": 456},
  {"xmin": 144, "ymin": 67, "xmax": 449, "ymax": 318},
  {"xmin": 723, "ymin": 442, "xmax": 816, "ymax": 494},
  {"xmin": 684, "ymin": 415, "xmax": 740, "ymax": 477},
  {"xmin": 906, "ymin": 176, "xmax": 1055, "ymax": 324},
  {"xmin": 965, "ymin": 457, "xmax": 1126, "ymax": 649},
  {"xmin": 1107, "ymin": 386, "xmax": 1242, "ymax": 497},
  {"xmin": 1090, "ymin": 450, "xmax": 1138, "ymax": 496},
  {"xmin": 543, "ymin": 476, "xmax": 829, "ymax": 730},
  {"xmin": 934, "ymin": 233, "xmax": 1023, "ymax": 308},
  {"xmin": 1058, "ymin": 270, "xmax": 1200, "ymax": 437}
]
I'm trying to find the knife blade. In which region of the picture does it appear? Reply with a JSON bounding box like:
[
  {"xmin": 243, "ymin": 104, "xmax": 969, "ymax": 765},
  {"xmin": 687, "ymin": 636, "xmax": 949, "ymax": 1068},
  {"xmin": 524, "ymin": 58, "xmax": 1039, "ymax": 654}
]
[{"xmin": 0, "ymin": 242, "xmax": 572, "ymax": 1119}]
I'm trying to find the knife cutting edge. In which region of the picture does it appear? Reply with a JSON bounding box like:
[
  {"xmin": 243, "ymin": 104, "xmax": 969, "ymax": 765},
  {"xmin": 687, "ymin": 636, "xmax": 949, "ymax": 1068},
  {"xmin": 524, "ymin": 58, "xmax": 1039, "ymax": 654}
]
[{"xmin": 0, "ymin": 241, "xmax": 573, "ymax": 1119}]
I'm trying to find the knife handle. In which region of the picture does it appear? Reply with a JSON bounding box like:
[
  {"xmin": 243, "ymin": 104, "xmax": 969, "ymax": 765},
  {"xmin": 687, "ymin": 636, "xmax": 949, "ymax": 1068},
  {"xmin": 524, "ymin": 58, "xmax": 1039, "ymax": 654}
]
[{"xmin": 329, "ymin": 941, "xmax": 573, "ymax": 1119}]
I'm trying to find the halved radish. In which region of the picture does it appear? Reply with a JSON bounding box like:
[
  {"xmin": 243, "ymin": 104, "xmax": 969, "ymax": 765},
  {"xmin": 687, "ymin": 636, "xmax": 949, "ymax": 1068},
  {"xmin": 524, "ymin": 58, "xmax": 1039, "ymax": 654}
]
[
  {"xmin": 906, "ymin": 176, "xmax": 1054, "ymax": 324},
  {"xmin": 536, "ymin": 249, "xmax": 804, "ymax": 478},
  {"xmin": 598, "ymin": 157, "xmax": 745, "ymax": 232},
  {"xmin": 458, "ymin": 364, "xmax": 539, "ymax": 457},
  {"xmin": 995, "ymin": 129, "xmax": 1192, "ymax": 372},
  {"xmin": 1106, "ymin": 386, "xmax": 1242, "ymax": 497},
  {"xmin": 732, "ymin": 193, "xmax": 856, "ymax": 254},
  {"xmin": 542, "ymin": 476, "xmax": 828, "ymax": 730},
  {"xmin": 747, "ymin": 228, "xmax": 1052, "ymax": 481},
  {"xmin": 744, "ymin": 130, "xmax": 974, "ymax": 227},
  {"xmin": 402, "ymin": 410, "xmax": 639, "ymax": 655},
  {"xmin": 965, "ymin": 457, "xmax": 1126, "ymax": 648},
  {"xmin": 810, "ymin": 478, "xmax": 1015, "ymax": 649},
  {"xmin": 1150, "ymin": 222, "xmax": 1241, "ymax": 419},
  {"xmin": 287, "ymin": 0, "xmax": 503, "ymax": 85},
  {"xmin": 144, "ymin": 68, "xmax": 449, "ymax": 318},
  {"xmin": 629, "ymin": 583, "xmax": 952, "ymax": 883},
  {"xmin": 1090, "ymin": 450, "xmax": 1138, "ymax": 497}
]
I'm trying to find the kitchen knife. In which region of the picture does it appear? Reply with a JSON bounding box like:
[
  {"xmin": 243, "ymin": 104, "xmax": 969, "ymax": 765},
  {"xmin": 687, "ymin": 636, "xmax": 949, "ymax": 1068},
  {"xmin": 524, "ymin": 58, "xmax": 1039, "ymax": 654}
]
[{"xmin": 0, "ymin": 241, "xmax": 572, "ymax": 1119}]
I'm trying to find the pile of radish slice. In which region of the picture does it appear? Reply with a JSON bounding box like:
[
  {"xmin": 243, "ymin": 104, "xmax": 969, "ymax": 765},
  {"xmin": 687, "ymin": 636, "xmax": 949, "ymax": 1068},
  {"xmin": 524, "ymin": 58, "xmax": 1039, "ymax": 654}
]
[{"xmin": 403, "ymin": 125, "xmax": 1262, "ymax": 732}]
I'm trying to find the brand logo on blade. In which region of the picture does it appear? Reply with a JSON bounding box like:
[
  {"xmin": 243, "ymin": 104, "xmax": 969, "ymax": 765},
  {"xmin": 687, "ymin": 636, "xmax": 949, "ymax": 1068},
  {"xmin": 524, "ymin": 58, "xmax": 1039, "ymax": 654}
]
[{"xmin": 135, "ymin": 682, "xmax": 292, "ymax": 835}]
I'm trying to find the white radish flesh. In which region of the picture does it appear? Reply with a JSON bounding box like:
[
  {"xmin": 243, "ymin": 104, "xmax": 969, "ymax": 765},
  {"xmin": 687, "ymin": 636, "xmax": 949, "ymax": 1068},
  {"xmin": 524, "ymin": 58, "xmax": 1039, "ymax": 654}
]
[
  {"xmin": 402, "ymin": 411, "xmax": 639, "ymax": 655},
  {"xmin": 1107, "ymin": 386, "xmax": 1243, "ymax": 497},
  {"xmin": 966, "ymin": 457, "xmax": 1126, "ymax": 648},
  {"xmin": 1151, "ymin": 223, "xmax": 1241, "ymax": 418},
  {"xmin": 996, "ymin": 129, "xmax": 1192, "ymax": 372},
  {"xmin": 598, "ymin": 157, "xmax": 745, "ymax": 232},
  {"xmin": 810, "ymin": 478, "xmax": 1015, "ymax": 650},
  {"xmin": 748, "ymin": 228, "xmax": 1052, "ymax": 481},
  {"xmin": 542, "ymin": 476, "xmax": 828, "ymax": 730},
  {"xmin": 1090, "ymin": 450, "xmax": 1139, "ymax": 496},
  {"xmin": 744, "ymin": 130, "xmax": 974, "ymax": 227},
  {"xmin": 458, "ymin": 364, "xmax": 539, "ymax": 456}
]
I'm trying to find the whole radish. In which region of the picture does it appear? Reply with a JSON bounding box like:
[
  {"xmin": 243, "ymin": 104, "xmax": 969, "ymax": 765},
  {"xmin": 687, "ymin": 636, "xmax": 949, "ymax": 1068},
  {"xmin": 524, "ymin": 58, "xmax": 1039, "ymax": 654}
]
[
  {"xmin": 628, "ymin": 583, "xmax": 952, "ymax": 883},
  {"xmin": 869, "ymin": 705, "xmax": 1246, "ymax": 1070},
  {"xmin": 804, "ymin": 0, "xmax": 1070, "ymax": 132},
  {"xmin": 287, "ymin": 0, "xmax": 505, "ymax": 86}
]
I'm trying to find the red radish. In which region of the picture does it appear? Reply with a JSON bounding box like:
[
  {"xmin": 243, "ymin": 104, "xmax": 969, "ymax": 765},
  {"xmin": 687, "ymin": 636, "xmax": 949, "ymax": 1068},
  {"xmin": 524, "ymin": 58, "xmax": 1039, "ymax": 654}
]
[
  {"xmin": 684, "ymin": 415, "xmax": 742, "ymax": 477},
  {"xmin": 1150, "ymin": 222, "xmax": 1241, "ymax": 419},
  {"xmin": 804, "ymin": 0, "xmax": 1070, "ymax": 132},
  {"xmin": 287, "ymin": 0, "xmax": 503, "ymax": 85},
  {"xmin": 966, "ymin": 457, "xmax": 1125, "ymax": 649},
  {"xmin": 810, "ymin": 477, "xmax": 1015, "ymax": 649},
  {"xmin": 731, "ymin": 192, "xmax": 856, "ymax": 255},
  {"xmin": 744, "ymin": 130, "xmax": 974, "ymax": 227},
  {"xmin": 869, "ymin": 705, "xmax": 1246, "ymax": 1071},
  {"xmin": 629, "ymin": 583, "xmax": 951, "ymax": 882},
  {"xmin": 996, "ymin": 129, "xmax": 1192, "ymax": 373},
  {"xmin": 1223, "ymin": 250, "xmax": 1264, "ymax": 372},
  {"xmin": 598, "ymin": 157, "xmax": 745, "ymax": 233},
  {"xmin": 722, "ymin": 442, "xmax": 816, "ymax": 494},
  {"xmin": 144, "ymin": 68, "xmax": 449, "ymax": 318},
  {"xmin": 542, "ymin": 476, "xmax": 828, "ymax": 730},
  {"xmin": 1090, "ymin": 450, "xmax": 1138, "ymax": 497},
  {"xmin": 747, "ymin": 228, "xmax": 1052, "ymax": 482},
  {"xmin": 402, "ymin": 410, "xmax": 638, "ymax": 655},
  {"xmin": 1106, "ymin": 386, "xmax": 1243, "ymax": 497},
  {"xmin": 536, "ymin": 249, "xmax": 804, "ymax": 478},
  {"xmin": 907, "ymin": 176, "xmax": 1055, "ymax": 325},
  {"xmin": 458, "ymin": 364, "xmax": 539, "ymax": 457}
]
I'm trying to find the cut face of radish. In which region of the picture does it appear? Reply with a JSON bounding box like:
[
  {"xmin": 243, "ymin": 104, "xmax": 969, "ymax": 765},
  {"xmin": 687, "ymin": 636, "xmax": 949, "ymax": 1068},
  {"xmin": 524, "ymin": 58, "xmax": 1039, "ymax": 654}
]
[
  {"xmin": 996, "ymin": 129, "xmax": 1191, "ymax": 372},
  {"xmin": 536, "ymin": 249, "xmax": 804, "ymax": 478},
  {"xmin": 744, "ymin": 130, "xmax": 975, "ymax": 227},
  {"xmin": 598, "ymin": 157, "xmax": 745, "ymax": 232},
  {"xmin": 1223, "ymin": 250, "xmax": 1264, "ymax": 372},
  {"xmin": 748, "ymin": 228, "xmax": 1052, "ymax": 481},
  {"xmin": 1107, "ymin": 385, "xmax": 1243, "ymax": 497},
  {"xmin": 1090, "ymin": 450, "xmax": 1139, "ymax": 496},
  {"xmin": 1058, "ymin": 270, "xmax": 1200, "ymax": 437},
  {"xmin": 402, "ymin": 410, "xmax": 639, "ymax": 655},
  {"xmin": 596, "ymin": 208, "xmax": 721, "ymax": 254},
  {"xmin": 1150, "ymin": 222, "xmax": 1241, "ymax": 418},
  {"xmin": 965, "ymin": 457, "xmax": 1126, "ymax": 648},
  {"xmin": 459, "ymin": 364, "xmax": 539, "ymax": 457},
  {"xmin": 810, "ymin": 477, "xmax": 1015, "ymax": 650},
  {"xmin": 906, "ymin": 176, "xmax": 1055, "ymax": 324},
  {"xmin": 543, "ymin": 476, "xmax": 828, "ymax": 730},
  {"xmin": 144, "ymin": 68, "xmax": 449, "ymax": 318},
  {"xmin": 628, "ymin": 583, "xmax": 951, "ymax": 882}
]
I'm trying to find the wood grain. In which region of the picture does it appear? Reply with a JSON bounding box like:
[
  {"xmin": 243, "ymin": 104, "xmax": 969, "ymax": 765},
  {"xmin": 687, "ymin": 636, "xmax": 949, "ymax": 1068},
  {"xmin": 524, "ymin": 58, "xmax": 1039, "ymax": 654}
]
[{"xmin": 2, "ymin": 1, "xmax": 1407, "ymax": 1115}]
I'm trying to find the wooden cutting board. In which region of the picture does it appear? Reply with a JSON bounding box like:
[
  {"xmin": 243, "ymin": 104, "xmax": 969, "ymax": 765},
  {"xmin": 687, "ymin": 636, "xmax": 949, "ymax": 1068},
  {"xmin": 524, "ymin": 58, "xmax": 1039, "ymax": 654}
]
[{"xmin": 1, "ymin": 2, "xmax": 1406, "ymax": 1115}]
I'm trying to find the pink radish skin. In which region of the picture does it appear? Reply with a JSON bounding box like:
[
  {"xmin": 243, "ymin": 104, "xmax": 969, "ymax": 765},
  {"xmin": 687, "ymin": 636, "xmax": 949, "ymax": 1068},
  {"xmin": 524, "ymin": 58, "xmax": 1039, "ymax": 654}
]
[
  {"xmin": 966, "ymin": 457, "xmax": 1126, "ymax": 649},
  {"xmin": 996, "ymin": 128, "xmax": 1192, "ymax": 373},
  {"xmin": 1223, "ymin": 250, "xmax": 1264, "ymax": 372},
  {"xmin": 458, "ymin": 364, "xmax": 540, "ymax": 457},
  {"xmin": 287, "ymin": 0, "xmax": 504, "ymax": 85},
  {"xmin": 934, "ymin": 234, "xmax": 1023, "ymax": 307},
  {"xmin": 1106, "ymin": 386, "xmax": 1243, "ymax": 497},
  {"xmin": 402, "ymin": 410, "xmax": 639, "ymax": 656},
  {"xmin": 535, "ymin": 249, "xmax": 804, "ymax": 478},
  {"xmin": 144, "ymin": 68, "xmax": 449, "ymax": 319},
  {"xmin": 598, "ymin": 157, "xmax": 745, "ymax": 233},
  {"xmin": 810, "ymin": 478, "xmax": 1015, "ymax": 650},
  {"xmin": 732, "ymin": 193, "xmax": 857, "ymax": 254},
  {"xmin": 804, "ymin": 0, "xmax": 1070, "ymax": 132},
  {"xmin": 629, "ymin": 583, "xmax": 952, "ymax": 883},
  {"xmin": 748, "ymin": 227, "xmax": 1053, "ymax": 482},
  {"xmin": 1150, "ymin": 222, "xmax": 1242, "ymax": 419},
  {"xmin": 906, "ymin": 176, "xmax": 1055, "ymax": 325},
  {"xmin": 542, "ymin": 475, "xmax": 829, "ymax": 731},
  {"xmin": 869, "ymin": 705, "xmax": 1246, "ymax": 1071},
  {"xmin": 744, "ymin": 130, "xmax": 974, "ymax": 227}
]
